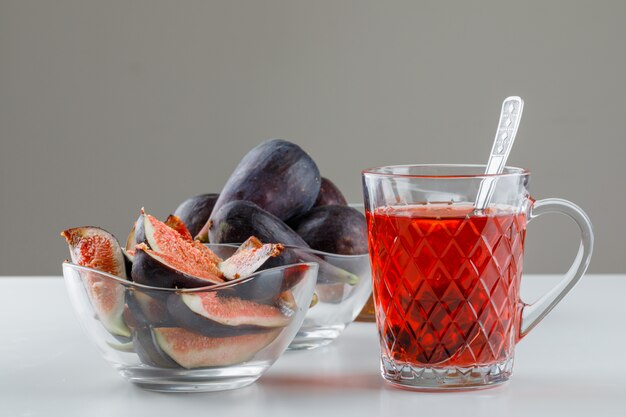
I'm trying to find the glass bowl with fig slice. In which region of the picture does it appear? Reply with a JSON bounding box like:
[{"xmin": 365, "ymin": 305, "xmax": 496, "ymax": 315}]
[
  {"xmin": 204, "ymin": 199, "xmax": 373, "ymax": 350},
  {"xmin": 170, "ymin": 140, "xmax": 375, "ymax": 349},
  {"xmin": 60, "ymin": 212, "xmax": 317, "ymax": 392}
]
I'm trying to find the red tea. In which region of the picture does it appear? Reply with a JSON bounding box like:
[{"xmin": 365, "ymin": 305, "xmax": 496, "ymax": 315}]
[{"xmin": 367, "ymin": 204, "xmax": 526, "ymax": 367}]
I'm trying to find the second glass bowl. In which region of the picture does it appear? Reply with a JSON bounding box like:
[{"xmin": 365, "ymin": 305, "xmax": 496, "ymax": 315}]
[{"xmin": 208, "ymin": 244, "xmax": 372, "ymax": 350}]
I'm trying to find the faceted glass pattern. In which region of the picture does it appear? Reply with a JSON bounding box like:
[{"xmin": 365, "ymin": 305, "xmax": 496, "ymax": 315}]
[{"xmin": 367, "ymin": 205, "xmax": 526, "ymax": 372}]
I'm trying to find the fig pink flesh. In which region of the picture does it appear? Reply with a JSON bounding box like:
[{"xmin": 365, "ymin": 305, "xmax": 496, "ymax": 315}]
[
  {"xmin": 154, "ymin": 327, "xmax": 280, "ymax": 368},
  {"xmin": 139, "ymin": 245, "xmax": 223, "ymax": 283},
  {"xmin": 62, "ymin": 227, "xmax": 129, "ymax": 337},
  {"xmin": 165, "ymin": 214, "xmax": 193, "ymax": 241},
  {"xmin": 144, "ymin": 214, "xmax": 222, "ymax": 276},
  {"xmin": 181, "ymin": 293, "xmax": 291, "ymax": 327},
  {"xmin": 219, "ymin": 239, "xmax": 283, "ymax": 280}
]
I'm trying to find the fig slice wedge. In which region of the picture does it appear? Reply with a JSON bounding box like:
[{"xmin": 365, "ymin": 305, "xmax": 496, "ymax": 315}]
[
  {"xmin": 137, "ymin": 210, "xmax": 223, "ymax": 269},
  {"xmin": 61, "ymin": 226, "xmax": 130, "ymax": 337},
  {"xmin": 218, "ymin": 236, "xmax": 284, "ymax": 280},
  {"xmin": 132, "ymin": 244, "xmax": 223, "ymax": 289},
  {"xmin": 179, "ymin": 292, "xmax": 292, "ymax": 328},
  {"xmin": 153, "ymin": 327, "xmax": 281, "ymax": 369}
]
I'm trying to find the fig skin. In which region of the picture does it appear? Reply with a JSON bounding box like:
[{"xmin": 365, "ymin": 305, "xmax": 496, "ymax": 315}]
[
  {"xmin": 210, "ymin": 200, "xmax": 358, "ymax": 285},
  {"xmin": 208, "ymin": 200, "xmax": 308, "ymax": 272},
  {"xmin": 314, "ymin": 177, "xmax": 348, "ymax": 208},
  {"xmin": 122, "ymin": 249, "xmax": 134, "ymax": 278},
  {"xmin": 291, "ymin": 205, "xmax": 369, "ymax": 255},
  {"xmin": 220, "ymin": 263, "xmax": 309, "ymax": 304},
  {"xmin": 173, "ymin": 193, "xmax": 219, "ymax": 238},
  {"xmin": 209, "ymin": 200, "xmax": 309, "ymax": 247},
  {"xmin": 204, "ymin": 140, "xmax": 321, "ymax": 240}
]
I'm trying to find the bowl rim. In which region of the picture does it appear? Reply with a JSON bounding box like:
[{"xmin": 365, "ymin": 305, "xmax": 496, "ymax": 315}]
[
  {"xmin": 62, "ymin": 260, "xmax": 319, "ymax": 293},
  {"xmin": 361, "ymin": 164, "xmax": 530, "ymax": 179}
]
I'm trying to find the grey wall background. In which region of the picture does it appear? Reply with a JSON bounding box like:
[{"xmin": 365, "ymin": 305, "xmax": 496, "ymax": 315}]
[{"xmin": 1, "ymin": 0, "xmax": 624, "ymax": 275}]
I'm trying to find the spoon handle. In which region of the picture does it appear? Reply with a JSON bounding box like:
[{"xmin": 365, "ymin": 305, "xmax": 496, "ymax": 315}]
[{"xmin": 475, "ymin": 96, "xmax": 524, "ymax": 210}]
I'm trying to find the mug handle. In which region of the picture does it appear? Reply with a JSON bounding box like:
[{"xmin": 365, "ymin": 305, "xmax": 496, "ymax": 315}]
[{"xmin": 519, "ymin": 198, "xmax": 594, "ymax": 338}]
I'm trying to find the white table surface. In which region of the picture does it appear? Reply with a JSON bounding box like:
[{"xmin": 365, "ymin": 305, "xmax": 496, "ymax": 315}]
[{"xmin": 1, "ymin": 275, "xmax": 624, "ymax": 417}]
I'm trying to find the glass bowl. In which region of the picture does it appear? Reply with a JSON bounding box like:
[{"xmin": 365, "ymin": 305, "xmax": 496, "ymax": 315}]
[
  {"xmin": 207, "ymin": 244, "xmax": 372, "ymax": 350},
  {"xmin": 62, "ymin": 259, "xmax": 318, "ymax": 392}
]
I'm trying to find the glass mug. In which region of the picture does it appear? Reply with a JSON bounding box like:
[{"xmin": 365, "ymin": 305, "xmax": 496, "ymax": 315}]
[{"xmin": 362, "ymin": 165, "xmax": 593, "ymax": 390}]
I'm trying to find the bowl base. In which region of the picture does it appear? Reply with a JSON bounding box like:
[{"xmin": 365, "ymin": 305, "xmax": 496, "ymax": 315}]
[
  {"xmin": 117, "ymin": 364, "xmax": 268, "ymax": 392},
  {"xmin": 288, "ymin": 324, "xmax": 346, "ymax": 350}
]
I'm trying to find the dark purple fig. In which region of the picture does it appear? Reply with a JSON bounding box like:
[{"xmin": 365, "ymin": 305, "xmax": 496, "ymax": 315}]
[
  {"xmin": 153, "ymin": 327, "xmax": 281, "ymax": 369},
  {"xmin": 207, "ymin": 199, "xmax": 307, "ymax": 275},
  {"xmin": 292, "ymin": 205, "xmax": 368, "ymax": 255},
  {"xmin": 122, "ymin": 249, "xmax": 134, "ymax": 278},
  {"xmin": 167, "ymin": 292, "xmax": 292, "ymax": 337},
  {"xmin": 173, "ymin": 193, "xmax": 219, "ymax": 238},
  {"xmin": 209, "ymin": 200, "xmax": 309, "ymax": 247},
  {"xmin": 198, "ymin": 140, "xmax": 320, "ymax": 242},
  {"xmin": 131, "ymin": 245, "xmax": 223, "ymax": 289},
  {"xmin": 209, "ymin": 201, "xmax": 358, "ymax": 285},
  {"xmin": 314, "ymin": 177, "xmax": 348, "ymax": 207}
]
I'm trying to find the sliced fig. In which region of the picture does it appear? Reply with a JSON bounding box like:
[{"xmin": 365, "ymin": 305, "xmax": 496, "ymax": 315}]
[
  {"xmin": 278, "ymin": 290, "xmax": 298, "ymax": 311},
  {"xmin": 126, "ymin": 289, "xmax": 170, "ymax": 326},
  {"xmin": 191, "ymin": 239, "xmax": 223, "ymax": 266},
  {"xmin": 235, "ymin": 235, "xmax": 264, "ymax": 251},
  {"xmin": 167, "ymin": 295, "xmax": 271, "ymax": 337},
  {"xmin": 126, "ymin": 220, "xmax": 137, "ymax": 253},
  {"xmin": 153, "ymin": 327, "xmax": 281, "ymax": 369},
  {"xmin": 165, "ymin": 214, "xmax": 193, "ymax": 241},
  {"xmin": 132, "ymin": 245, "xmax": 223, "ymax": 289},
  {"xmin": 122, "ymin": 304, "xmax": 140, "ymax": 329},
  {"xmin": 218, "ymin": 236, "xmax": 284, "ymax": 280},
  {"xmin": 180, "ymin": 292, "xmax": 291, "ymax": 327},
  {"xmin": 133, "ymin": 326, "xmax": 180, "ymax": 368},
  {"xmin": 61, "ymin": 227, "xmax": 130, "ymax": 337},
  {"xmin": 218, "ymin": 262, "xmax": 309, "ymax": 304},
  {"xmin": 137, "ymin": 210, "xmax": 222, "ymax": 269},
  {"xmin": 122, "ymin": 249, "xmax": 134, "ymax": 278},
  {"xmin": 174, "ymin": 193, "xmax": 219, "ymax": 238}
]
